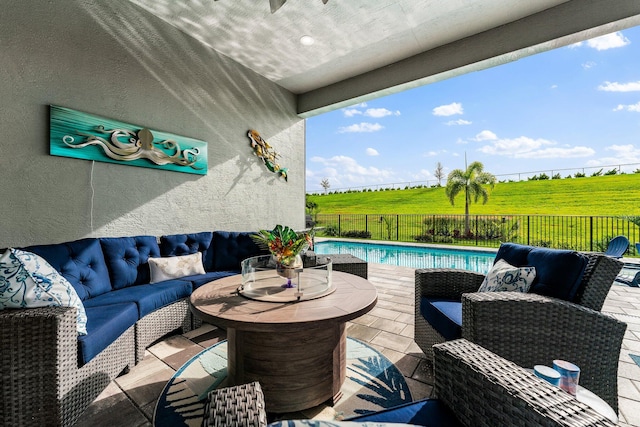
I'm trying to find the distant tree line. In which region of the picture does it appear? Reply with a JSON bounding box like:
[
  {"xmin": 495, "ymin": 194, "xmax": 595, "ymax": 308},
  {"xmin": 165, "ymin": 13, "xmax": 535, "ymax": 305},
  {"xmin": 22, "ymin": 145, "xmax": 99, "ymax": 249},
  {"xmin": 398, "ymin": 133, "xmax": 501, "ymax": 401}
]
[{"xmin": 309, "ymin": 163, "xmax": 640, "ymax": 196}]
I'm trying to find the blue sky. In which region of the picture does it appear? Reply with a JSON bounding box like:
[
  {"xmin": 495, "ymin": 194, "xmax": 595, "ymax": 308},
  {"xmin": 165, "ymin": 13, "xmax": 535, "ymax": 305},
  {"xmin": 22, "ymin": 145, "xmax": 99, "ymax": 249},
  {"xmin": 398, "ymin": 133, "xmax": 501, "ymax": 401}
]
[{"xmin": 305, "ymin": 26, "xmax": 640, "ymax": 193}]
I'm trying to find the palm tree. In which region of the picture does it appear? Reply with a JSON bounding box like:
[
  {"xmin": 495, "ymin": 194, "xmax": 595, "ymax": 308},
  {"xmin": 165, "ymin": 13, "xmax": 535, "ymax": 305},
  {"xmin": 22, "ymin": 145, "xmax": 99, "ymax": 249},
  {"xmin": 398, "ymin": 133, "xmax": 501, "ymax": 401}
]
[{"xmin": 445, "ymin": 160, "xmax": 496, "ymax": 236}]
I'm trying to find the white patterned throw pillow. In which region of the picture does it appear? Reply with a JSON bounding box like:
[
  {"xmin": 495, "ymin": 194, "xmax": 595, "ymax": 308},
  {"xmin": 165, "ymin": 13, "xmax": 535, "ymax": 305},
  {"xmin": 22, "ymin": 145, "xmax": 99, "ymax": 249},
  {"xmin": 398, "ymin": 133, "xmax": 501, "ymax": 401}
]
[
  {"xmin": 478, "ymin": 259, "xmax": 536, "ymax": 293},
  {"xmin": 0, "ymin": 248, "xmax": 88, "ymax": 335},
  {"xmin": 148, "ymin": 252, "xmax": 206, "ymax": 283}
]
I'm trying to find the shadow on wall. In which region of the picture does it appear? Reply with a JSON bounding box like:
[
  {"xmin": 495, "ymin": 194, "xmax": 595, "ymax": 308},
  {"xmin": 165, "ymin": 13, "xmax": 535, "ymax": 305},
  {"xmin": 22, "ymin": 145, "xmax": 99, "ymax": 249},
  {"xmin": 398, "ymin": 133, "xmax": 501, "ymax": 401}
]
[{"xmin": 0, "ymin": 0, "xmax": 302, "ymax": 246}]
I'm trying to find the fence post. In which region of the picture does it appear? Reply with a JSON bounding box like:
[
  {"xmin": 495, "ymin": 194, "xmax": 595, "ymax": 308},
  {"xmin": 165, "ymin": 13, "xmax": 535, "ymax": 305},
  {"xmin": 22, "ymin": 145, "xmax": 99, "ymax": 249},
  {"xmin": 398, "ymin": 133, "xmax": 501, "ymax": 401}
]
[
  {"xmin": 365, "ymin": 214, "xmax": 368, "ymax": 235},
  {"xmin": 590, "ymin": 216, "xmax": 593, "ymax": 252},
  {"xmin": 527, "ymin": 216, "xmax": 530, "ymax": 245},
  {"xmin": 396, "ymin": 214, "xmax": 399, "ymax": 241},
  {"xmin": 338, "ymin": 215, "xmax": 341, "ymax": 237},
  {"xmin": 475, "ymin": 215, "xmax": 478, "ymax": 246}
]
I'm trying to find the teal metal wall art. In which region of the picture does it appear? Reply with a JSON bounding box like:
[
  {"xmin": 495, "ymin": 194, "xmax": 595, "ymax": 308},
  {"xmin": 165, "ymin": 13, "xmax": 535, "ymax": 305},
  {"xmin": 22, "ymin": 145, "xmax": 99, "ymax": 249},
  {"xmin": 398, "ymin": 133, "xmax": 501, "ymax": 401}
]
[{"xmin": 50, "ymin": 105, "xmax": 208, "ymax": 175}]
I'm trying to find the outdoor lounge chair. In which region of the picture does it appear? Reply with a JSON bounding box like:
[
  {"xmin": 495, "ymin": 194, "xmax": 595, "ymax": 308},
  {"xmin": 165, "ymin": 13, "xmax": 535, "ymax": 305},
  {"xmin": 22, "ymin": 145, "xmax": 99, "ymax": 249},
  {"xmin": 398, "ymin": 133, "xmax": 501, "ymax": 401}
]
[
  {"xmin": 202, "ymin": 339, "xmax": 616, "ymax": 426},
  {"xmin": 415, "ymin": 243, "xmax": 626, "ymax": 414},
  {"xmin": 604, "ymin": 235, "xmax": 629, "ymax": 258}
]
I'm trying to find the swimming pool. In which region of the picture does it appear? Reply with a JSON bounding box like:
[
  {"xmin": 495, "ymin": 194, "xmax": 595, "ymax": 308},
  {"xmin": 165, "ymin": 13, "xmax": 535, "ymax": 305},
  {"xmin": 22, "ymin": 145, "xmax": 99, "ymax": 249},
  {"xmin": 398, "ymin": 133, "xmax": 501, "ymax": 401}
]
[{"xmin": 313, "ymin": 240, "xmax": 496, "ymax": 273}]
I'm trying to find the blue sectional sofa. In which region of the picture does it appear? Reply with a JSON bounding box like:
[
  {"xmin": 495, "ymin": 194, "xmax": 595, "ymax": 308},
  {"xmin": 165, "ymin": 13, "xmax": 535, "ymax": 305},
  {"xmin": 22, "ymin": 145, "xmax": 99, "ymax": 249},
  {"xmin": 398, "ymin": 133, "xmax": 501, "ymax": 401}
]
[{"xmin": 0, "ymin": 230, "xmax": 267, "ymax": 427}]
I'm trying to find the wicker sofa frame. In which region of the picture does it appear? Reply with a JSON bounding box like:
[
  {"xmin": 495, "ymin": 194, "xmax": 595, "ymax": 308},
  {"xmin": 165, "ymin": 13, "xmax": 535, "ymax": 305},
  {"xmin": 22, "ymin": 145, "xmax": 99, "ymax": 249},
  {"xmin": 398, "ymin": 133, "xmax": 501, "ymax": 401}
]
[
  {"xmin": 0, "ymin": 244, "xmax": 367, "ymax": 427},
  {"xmin": 414, "ymin": 251, "xmax": 626, "ymax": 414},
  {"xmin": 202, "ymin": 339, "xmax": 615, "ymax": 426},
  {"xmin": 0, "ymin": 299, "xmax": 194, "ymax": 427}
]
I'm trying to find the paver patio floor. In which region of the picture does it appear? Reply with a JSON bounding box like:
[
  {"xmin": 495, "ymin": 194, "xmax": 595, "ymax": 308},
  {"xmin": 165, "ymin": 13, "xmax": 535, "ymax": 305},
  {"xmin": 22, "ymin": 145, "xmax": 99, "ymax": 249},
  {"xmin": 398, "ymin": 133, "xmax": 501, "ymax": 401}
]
[{"xmin": 76, "ymin": 263, "xmax": 640, "ymax": 427}]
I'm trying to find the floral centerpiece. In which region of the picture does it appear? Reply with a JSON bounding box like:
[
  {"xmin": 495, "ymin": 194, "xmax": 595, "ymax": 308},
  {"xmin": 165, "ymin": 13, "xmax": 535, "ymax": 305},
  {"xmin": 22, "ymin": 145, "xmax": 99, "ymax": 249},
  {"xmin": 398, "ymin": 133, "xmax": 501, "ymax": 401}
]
[{"xmin": 252, "ymin": 225, "xmax": 312, "ymax": 269}]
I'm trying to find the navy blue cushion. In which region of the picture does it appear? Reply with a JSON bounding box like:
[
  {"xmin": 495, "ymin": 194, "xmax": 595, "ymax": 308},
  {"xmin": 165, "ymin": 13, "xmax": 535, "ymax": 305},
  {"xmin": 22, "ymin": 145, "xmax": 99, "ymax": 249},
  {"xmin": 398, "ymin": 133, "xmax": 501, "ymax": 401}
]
[
  {"xmin": 24, "ymin": 238, "xmax": 111, "ymax": 301},
  {"xmin": 495, "ymin": 243, "xmax": 587, "ymax": 302},
  {"xmin": 185, "ymin": 271, "xmax": 238, "ymax": 289},
  {"xmin": 78, "ymin": 302, "xmax": 138, "ymax": 365},
  {"xmin": 160, "ymin": 232, "xmax": 213, "ymax": 258},
  {"xmin": 100, "ymin": 236, "xmax": 160, "ymax": 290},
  {"xmin": 209, "ymin": 231, "xmax": 267, "ymax": 271},
  {"xmin": 83, "ymin": 280, "xmax": 192, "ymax": 318},
  {"xmin": 527, "ymin": 247, "xmax": 587, "ymax": 301},
  {"xmin": 348, "ymin": 398, "xmax": 462, "ymax": 426},
  {"xmin": 421, "ymin": 298, "xmax": 462, "ymax": 341},
  {"xmin": 494, "ymin": 242, "xmax": 532, "ymax": 267}
]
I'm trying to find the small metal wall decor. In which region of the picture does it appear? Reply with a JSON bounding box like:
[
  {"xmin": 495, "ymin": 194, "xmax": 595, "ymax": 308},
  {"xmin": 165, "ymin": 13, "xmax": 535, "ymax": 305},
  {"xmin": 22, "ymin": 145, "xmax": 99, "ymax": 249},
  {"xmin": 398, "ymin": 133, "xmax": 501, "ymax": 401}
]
[
  {"xmin": 247, "ymin": 129, "xmax": 288, "ymax": 181},
  {"xmin": 50, "ymin": 105, "xmax": 208, "ymax": 175}
]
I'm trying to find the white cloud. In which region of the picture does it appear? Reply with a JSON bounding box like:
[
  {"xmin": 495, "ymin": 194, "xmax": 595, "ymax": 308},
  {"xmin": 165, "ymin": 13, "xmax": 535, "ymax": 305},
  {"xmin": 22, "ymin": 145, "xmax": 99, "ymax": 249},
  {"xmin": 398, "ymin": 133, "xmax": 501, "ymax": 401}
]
[
  {"xmin": 445, "ymin": 119, "xmax": 472, "ymax": 126},
  {"xmin": 478, "ymin": 135, "xmax": 595, "ymax": 159},
  {"xmin": 586, "ymin": 144, "xmax": 640, "ymax": 166},
  {"xmin": 338, "ymin": 122, "xmax": 384, "ymax": 133},
  {"xmin": 343, "ymin": 108, "xmax": 362, "ymax": 117},
  {"xmin": 614, "ymin": 102, "xmax": 640, "ymax": 112},
  {"xmin": 550, "ymin": 84, "xmax": 558, "ymax": 89},
  {"xmin": 587, "ymin": 32, "xmax": 630, "ymax": 50},
  {"xmin": 474, "ymin": 130, "xmax": 498, "ymax": 141},
  {"xmin": 411, "ymin": 169, "xmax": 433, "ymax": 180},
  {"xmin": 422, "ymin": 149, "xmax": 448, "ymax": 157},
  {"xmin": 366, "ymin": 148, "xmax": 379, "ymax": 156},
  {"xmin": 581, "ymin": 61, "xmax": 596, "ymax": 70},
  {"xmin": 516, "ymin": 146, "xmax": 595, "ymax": 159},
  {"xmin": 342, "ymin": 104, "xmax": 400, "ymax": 118},
  {"xmin": 599, "ymin": 81, "xmax": 640, "ymax": 92},
  {"xmin": 364, "ymin": 108, "xmax": 400, "ymax": 118},
  {"xmin": 570, "ymin": 31, "xmax": 630, "ymax": 50},
  {"xmin": 307, "ymin": 155, "xmax": 394, "ymax": 187},
  {"xmin": 433, "ymin": 102, "xmax": 463, "ymax": 116}
]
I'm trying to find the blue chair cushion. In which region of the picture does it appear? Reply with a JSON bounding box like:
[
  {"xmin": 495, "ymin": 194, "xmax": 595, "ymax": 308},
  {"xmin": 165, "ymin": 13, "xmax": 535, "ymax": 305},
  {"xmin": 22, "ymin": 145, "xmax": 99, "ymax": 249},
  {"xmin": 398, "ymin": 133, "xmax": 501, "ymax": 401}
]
[
  {"xmin": 78, "ymin": 302, "xmax": 138, "ymax": 365},
  {"xmin": 24, "ymin": 238, "xmax": 111, "ymax": 301},
  {"xmin": 495, "ymin": 243, "xmax": 587, "ymax": 302},
  {"xmin": 347, "ymin": 398, "xmax": 462, "ymax": 426},
  {"xmin": 185, "ymin": 271, "xmax": 238, "ymax": 289},
  {"xmin": 160, "ymin": 232, "xmax": 213, "ymax": 258},
  {"xmin": 421, "ymin": 299, "xmax": 462, "ymax": 341},
  {"xmin": 209, "ymin": 231, "xmax": 267, "ymax": 272},
  {"xmin": 83, "ymin": 280, "xmax": 192, "ymax": 318},
  {"xmin": 100, "ymin": 236, "xmax": 160, "ymax": 290}
]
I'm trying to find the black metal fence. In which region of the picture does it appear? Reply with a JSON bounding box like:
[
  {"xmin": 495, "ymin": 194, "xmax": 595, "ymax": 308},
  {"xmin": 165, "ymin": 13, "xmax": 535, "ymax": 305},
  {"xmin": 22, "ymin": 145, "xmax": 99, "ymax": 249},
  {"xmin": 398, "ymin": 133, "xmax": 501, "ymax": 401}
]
[{"xmin": 313, "ymin": 213, "xmax": 640, "ymax": 255}]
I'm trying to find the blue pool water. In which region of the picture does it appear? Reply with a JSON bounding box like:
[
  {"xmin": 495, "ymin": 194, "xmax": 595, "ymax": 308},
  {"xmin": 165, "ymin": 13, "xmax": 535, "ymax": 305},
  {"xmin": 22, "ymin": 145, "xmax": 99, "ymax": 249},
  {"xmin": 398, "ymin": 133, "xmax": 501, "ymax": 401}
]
[{"xmin": 314, "ymin": 240, "xmax": 496, "ymax": 273}]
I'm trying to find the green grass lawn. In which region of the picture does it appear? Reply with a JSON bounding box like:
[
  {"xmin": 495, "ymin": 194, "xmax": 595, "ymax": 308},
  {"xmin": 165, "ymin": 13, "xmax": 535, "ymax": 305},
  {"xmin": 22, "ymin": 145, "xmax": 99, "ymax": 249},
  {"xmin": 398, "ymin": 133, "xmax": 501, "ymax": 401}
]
[{"xmin": 307, "ymin": 174, "xmax": 640, "ymax": 216}]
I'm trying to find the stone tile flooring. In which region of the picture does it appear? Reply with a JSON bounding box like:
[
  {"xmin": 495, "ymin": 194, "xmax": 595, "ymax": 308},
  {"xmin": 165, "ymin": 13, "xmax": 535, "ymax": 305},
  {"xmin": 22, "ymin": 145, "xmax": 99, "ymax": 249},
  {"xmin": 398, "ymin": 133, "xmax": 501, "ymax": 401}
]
[{"xmin": 76, "ymin": 263, "xmax": 640, "ymax": 427}]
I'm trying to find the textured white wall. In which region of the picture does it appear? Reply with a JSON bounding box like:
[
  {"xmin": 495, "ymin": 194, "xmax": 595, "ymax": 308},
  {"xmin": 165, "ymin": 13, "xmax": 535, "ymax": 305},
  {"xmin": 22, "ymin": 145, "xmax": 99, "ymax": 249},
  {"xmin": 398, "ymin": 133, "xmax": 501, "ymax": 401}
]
[{"xmin": 0, "ymin": 0, "xmax": 305, "ymax": 247}]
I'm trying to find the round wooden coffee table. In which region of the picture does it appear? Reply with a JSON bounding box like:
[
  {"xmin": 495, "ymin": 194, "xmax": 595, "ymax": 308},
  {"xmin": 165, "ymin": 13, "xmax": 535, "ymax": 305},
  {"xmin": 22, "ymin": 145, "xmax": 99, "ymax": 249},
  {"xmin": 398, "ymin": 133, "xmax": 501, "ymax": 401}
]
[{"xmin": 189, "ymin": 271, "xmax": 378, "ymax": 413}]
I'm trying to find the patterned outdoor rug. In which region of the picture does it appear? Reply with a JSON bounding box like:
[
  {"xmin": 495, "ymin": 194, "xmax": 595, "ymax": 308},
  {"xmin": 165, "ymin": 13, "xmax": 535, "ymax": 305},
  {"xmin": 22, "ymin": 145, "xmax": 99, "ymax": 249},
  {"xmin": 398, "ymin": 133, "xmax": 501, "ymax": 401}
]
[{"xmin": 153, "ymin": 337, "xmax": 412, "ymax": 426}]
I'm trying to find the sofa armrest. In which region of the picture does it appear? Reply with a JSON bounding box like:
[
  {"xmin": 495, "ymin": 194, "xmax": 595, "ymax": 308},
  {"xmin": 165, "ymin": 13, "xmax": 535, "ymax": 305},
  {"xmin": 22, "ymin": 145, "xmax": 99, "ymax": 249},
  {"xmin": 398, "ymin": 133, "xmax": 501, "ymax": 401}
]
[
  {"xmin": 0, "ymin": 306, "xmax": 79, "ymax": 424},
  {"xmin": 415, "ymin": 268, "xmax": 485, "ymax": 300},
  {"xmin": 461, "ymin": 291, "xmax": 626, "ymax": 413},
  {"xmin": 434, "ymin": 339, "xmax": 616, "ymax": 427}
]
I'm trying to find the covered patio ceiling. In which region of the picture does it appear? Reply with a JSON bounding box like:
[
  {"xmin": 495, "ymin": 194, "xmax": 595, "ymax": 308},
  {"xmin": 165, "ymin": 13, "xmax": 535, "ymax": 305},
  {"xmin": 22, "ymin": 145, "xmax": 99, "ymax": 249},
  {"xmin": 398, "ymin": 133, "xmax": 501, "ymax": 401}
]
[{"xmin": 129, "ymin": 0, "xmax": 640, "ymax": 117}]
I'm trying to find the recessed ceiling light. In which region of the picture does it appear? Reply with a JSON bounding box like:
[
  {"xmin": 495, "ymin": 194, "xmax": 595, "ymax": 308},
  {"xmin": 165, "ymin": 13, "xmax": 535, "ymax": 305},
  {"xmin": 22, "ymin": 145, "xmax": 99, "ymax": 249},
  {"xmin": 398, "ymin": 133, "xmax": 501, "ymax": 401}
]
[{"xmin": 300, "ymin": 35, "xmax": 315, "ymax": 46}]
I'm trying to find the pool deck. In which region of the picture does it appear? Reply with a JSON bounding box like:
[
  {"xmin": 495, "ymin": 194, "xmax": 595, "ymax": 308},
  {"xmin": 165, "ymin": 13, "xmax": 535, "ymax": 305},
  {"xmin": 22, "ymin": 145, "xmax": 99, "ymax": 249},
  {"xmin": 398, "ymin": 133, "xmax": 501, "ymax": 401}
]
[{"xmin": 76, "ymin": 263, "xmax": 640, "ymax": 427}]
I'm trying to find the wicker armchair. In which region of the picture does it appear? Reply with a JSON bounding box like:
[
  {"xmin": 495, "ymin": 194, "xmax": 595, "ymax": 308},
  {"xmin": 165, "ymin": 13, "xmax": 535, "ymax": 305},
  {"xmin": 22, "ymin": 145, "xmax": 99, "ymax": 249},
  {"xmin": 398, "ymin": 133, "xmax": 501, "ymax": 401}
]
[
  {"xmin": 415, "ymin": 250, "xmax": 626, "ymax": 414},
  {"xmin": 203, "ymin": 339, "xmax": 615, "ymax": 426}
]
